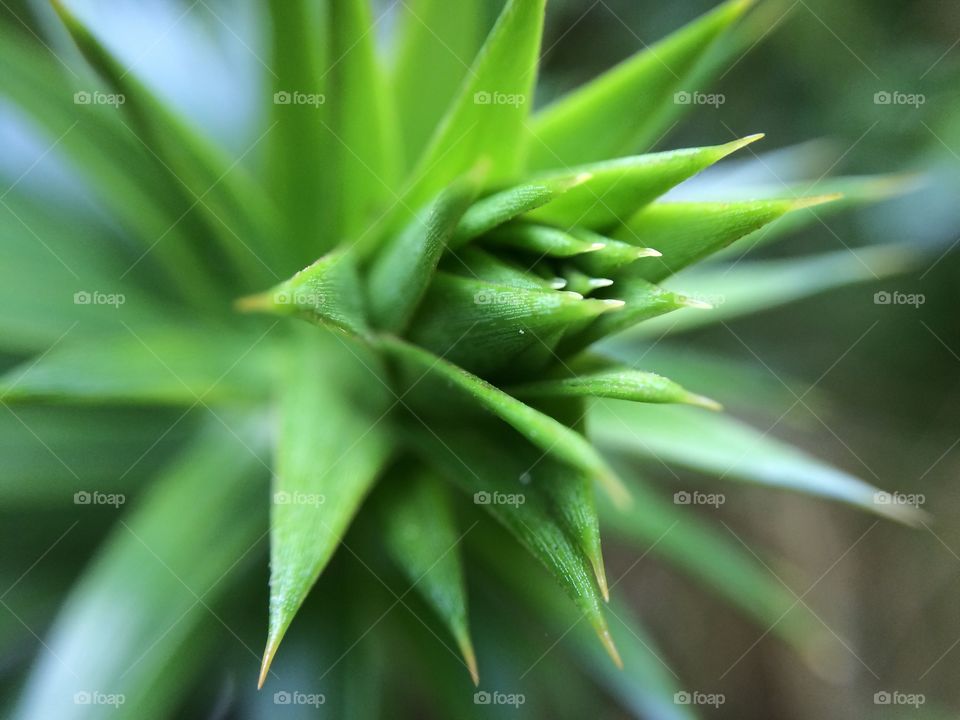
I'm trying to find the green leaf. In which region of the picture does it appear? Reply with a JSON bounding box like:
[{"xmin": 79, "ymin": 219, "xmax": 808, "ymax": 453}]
[
  {"xmin": 367, "ymin": 170, "xmax": 484, "ymax": 332},
  {"xmin": 591, "ymin": 400, "xmax": 925, "ymax": 524},
  {"xmin": 443, "ymin": 248, "xmax": 561, "ymax": 290},
  {"xmin": 237, "ymin": 248, "xmax": 369, "ymax": 336},
  {"xmin": 451, "ymin": 173, "xmax": 593, "ymax": 248},
  {"xmin": 556, "ymin": 278, "xmax": 711, "ymax": 356},
  {"xmin": 569, "ymin": 229, "xmax": 663, "ymax": 276},
  {"xmin": 406, "ymin": 273, "xmax": 624, "ymax": 376},
  {"xmin": 0, "ymin": 325, "xmax": 276, "ymax": 405},
  {"xmin": 632, "ymin": 246, "xmax": 912, "ymax": 337},
  {"xmin": 0, "ymin": 406, "xmax": 189, "ymax": 507},
  {"xmin": 0, "ymin": 26, "xmax": 217, "ymax": 305},
  {"xmin": 377, "ymin": 464, "xmax": 478, "ymax": 684},
  {"xmin": 260, "ymin": 331, "xmax": 392, "ymax": 686},
  {"xmin": 329, "ymin": 0, "xmax": 401, "ymax": 240},
  {"xmin": 403, "ymin": 0, "xmax": 546, "ymax": 209},
  {"xmin": 378, "ymin": 335, "xmax": 630, "ymax": 507},
  {"xmin": 525, "ymin": 135, "xmax": 764, "ymax": 230},
  {"xmin": 266, "ymin": 0, "xmax": 331, "ymax": 263},
  {"xmin": 615, "ymin": 196, "xmax": 839, "ymax": 283},
  {"xmin": 13, "ymin": 419, "xmax": 268, "ymax": 720},
  {"xmin": 391, "ymin": 0, "xmax": 486, "ymax": 171},
  {"xmin": 0, "ymin": 194, "xmax": 165, "ymax": 352},
  {"xmin": 510, "ymin": 368, "xmax": 721, "ymax": 410},
  {"xmin": 486, "ymin": 222, "xmax": 609, "ymax": 258},
  {"xmin": 527, "ymin": 0, "xmax": 752, "ymax": 169},
  {"xmin": 482, "ymin": 539, "xmax": 695, "ymax": 720},
  {"xmin": 408, "ymin": 418, "xmax": 621, "ymax": 666},
  {"xmin": 51, "ymin": 0, "xmax": 280, "ymax": 287},
  {"xmin": 712, "ymin": 174, "xmax": 923, "ymax": 259}
]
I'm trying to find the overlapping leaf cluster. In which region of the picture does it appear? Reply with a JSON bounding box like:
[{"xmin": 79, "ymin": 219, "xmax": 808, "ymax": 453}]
[{"xmin": 1, "ymin": 1, "xmax": 919, "ymax": 717}]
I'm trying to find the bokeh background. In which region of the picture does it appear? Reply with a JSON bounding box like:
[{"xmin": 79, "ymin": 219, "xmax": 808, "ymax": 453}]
[{"xmin": 1, "ymin": 0, "xmax": 957, "ymax": 718}]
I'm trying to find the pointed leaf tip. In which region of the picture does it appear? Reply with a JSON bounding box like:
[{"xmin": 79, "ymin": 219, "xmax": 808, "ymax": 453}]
[{"xmin": 457, "ymin": 634, "xmax": 480, "ymax": 686}]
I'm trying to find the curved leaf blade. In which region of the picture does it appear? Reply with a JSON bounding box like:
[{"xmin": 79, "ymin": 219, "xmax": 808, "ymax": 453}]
[
  {"xmin": 13, "ymin": 420, "xmax": 268, "ymax": 720},
  {"xmin": 260, "ymin": 331, "xmax": 392, "ymax": 686},
  {"xmin": 528, "ymin": 0, "xmax": 752, "ymax": 169},
  {"xmin": 379, "ymin": 335, "xmax": 630, "ymax": 507},
  {"xmin": 377, "ymin": 464, "xmax": 478, "ymax": 684},
  {"xmin": 591, "ymin": 400, "xmax": 925, "ymax": 524},
  {"xmin": 526, "ymin": 135, "xmax": 764, "ymax": 230}
]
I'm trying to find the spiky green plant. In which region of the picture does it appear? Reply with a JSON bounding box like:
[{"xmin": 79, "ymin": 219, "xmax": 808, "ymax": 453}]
[{"xmin": 1, "ymin": 0, "xmax": 921, "ymax": 717}]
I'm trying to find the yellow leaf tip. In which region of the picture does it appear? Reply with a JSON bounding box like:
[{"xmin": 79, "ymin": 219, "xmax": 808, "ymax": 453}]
[
  {"xmin": 257, "ymin": 640, "xmax": 279, "ymax": 690},
  {"xmin": 458, "ymin": 636, "xmax": 480, "ymax": 686},
  {"xmin": 679, "ymin": 295, "xmax": 714, "ymax": 310},
  {"xmin": 234, "ymin": 293, "xmax": 273, "ymax": 313},
  {"xmin": 721, "ymin": 133, "xmax": 766, "ymax": 156},
  {"xmin": 592, "ymin": 557, "xmax": 610, "ymax": 602},
  {"xmin": 686, "ymin": 393, "xmax": 724, "ymax": 412},
  {"xmin": 598, "ymin": 627, "xmax": 623, "ymax": 669}
]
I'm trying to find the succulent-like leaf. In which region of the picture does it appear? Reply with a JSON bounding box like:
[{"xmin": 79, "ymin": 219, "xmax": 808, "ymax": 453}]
[
  {"xmin": 616, "ymin": 196, "xmax": 840, "ymax": 282},
  {"xmin": 367, "ymin": 170, "xmax": 484, "ymax": 332},
  {"xmin": 486, "ymin": 222, "xmax": 608, "ymax": 258},
  {"xmin": 0, "ymin": 326, "xmax": 275, "ymax": 405},
  {"xmin": 379, "ymin": 335, "xmax": 630, "ymax": 507},
  {"xmin": 13, "ymin": 420, "xmax": 267, "ymax": 720},
  {"xmin": 408, "ymin": 420, "xmax": 621, "ymax": 666},
  {"xmin": 511, "ymin": 368, "xmax": 721, "ymax": 410},
  {"xmin": 525, "ymin": 135, "xmax": 764, "ymax": 229},
  {"xmin": 557, "ymin": 278, "xmax": 712, "ymax": 356},
  {"xmin": 570, "ymin": 229, "xmax": 662, "ymax": 275},
  {"xmin": 591, "ymin": 400, "xmax": 925, "ymax": 524},
  {"xmin": 329, "ymin": 0, "xmax": 401, "ymax": 240},
  {"xmin": 0, "ymin": 406, "xmax": 189, "ymax": 506},
  {"xmin": 261, "ymin": 331, "xmax": 393, "ymax": 686},
  {"xmin": 0, "ymin": 26, "xmax": 217, "ymax": 304},
  {"xmin": 403, "ymin": 0, "xmax": 546, "ymax": 209},
  {"xmin": 451, "ymin": 173, "xmax": 593, "ymax": 248},
  {"xmin": 267, "ymin": 0, "xmax": 330, "ymax": 261},
  {"xmin": 51, "ymin": 0, "xmax": 279, "ymax": 287},
  {"xmin": 377, "ymin": 464, "xmax": 478, "ymax": 684},
  {"xmin": 391, "ymin": 0, "xmax": 486, "ymax": 170},
  {"xmin": 407, "ymin": 273, "xmax": 624, "ymax": 375},
  {"xmin": 236, "ymin": 248, "xmax": 368, "ymax": 335},
  {"xmin": 528, "ymin": 0, "xmax": 752, "ymax": 169},
  {"xmin": 443, "ymin": 248, "xmax": 560, "ymax": 290}
]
